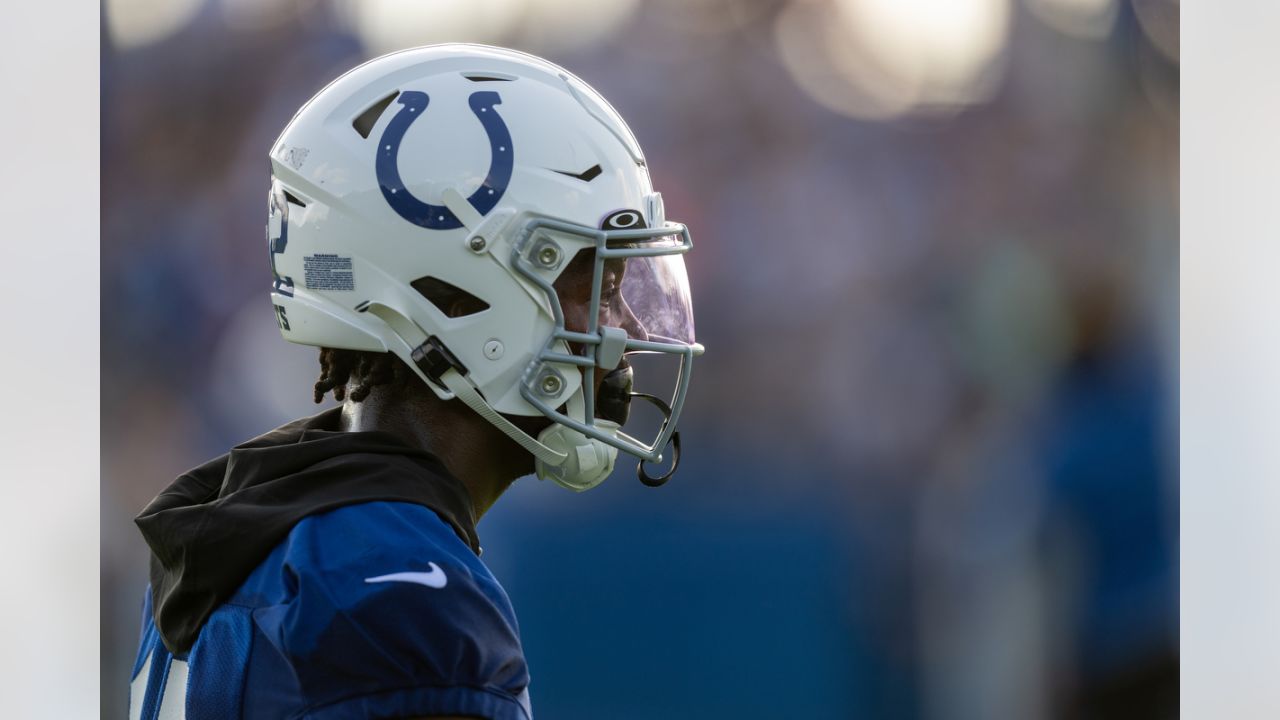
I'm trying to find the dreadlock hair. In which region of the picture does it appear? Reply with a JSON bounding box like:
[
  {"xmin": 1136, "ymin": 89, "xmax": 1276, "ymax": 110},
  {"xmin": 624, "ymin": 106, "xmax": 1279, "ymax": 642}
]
[{"xmin": 313, "ymin": 347, "xmax": 415, "ymax": 404}]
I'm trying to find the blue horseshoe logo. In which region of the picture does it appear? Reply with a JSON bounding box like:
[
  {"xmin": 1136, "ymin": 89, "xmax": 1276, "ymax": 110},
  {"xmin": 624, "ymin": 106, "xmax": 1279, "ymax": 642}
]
[{"xmin": 376, "ymin": 90, "xmax": 513, "ymax": 230}]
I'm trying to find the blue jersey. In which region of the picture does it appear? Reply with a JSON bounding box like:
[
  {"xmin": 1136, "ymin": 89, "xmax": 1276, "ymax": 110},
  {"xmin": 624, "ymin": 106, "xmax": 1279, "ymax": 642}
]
[{"xmin": 130, "ymin": 500, "xmax": 532, "ymax": 719}]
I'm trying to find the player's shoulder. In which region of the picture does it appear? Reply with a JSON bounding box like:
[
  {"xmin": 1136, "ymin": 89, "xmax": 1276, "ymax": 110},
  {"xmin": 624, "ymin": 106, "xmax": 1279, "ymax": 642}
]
[
  {"xmin": 280, "ymin": 500, "xmax": 513, "ymax": 619},
  {"xmin": 249, "ymin": 501, "xmax": 530, "ymax": 715},
  {"xmin": 289, "ymin": 500, "xmax": 478, "ymax": 570}
]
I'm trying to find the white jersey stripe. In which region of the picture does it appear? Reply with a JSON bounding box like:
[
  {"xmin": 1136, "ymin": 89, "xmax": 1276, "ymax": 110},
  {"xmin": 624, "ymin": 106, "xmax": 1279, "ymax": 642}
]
[
  {"xmin": 157, "ymin": 659, "xmax": 189, "ymax": 720},
  {"xmin": 128, "ymin": 653, "xmax": 151, "ymax": 720}
]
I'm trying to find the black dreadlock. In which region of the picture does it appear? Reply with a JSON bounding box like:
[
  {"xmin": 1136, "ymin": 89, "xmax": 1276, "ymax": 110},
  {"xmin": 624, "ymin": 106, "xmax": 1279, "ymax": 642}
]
[{"xmin": 313, "ymin": 348, "xmax": 414, "ymax": 404}]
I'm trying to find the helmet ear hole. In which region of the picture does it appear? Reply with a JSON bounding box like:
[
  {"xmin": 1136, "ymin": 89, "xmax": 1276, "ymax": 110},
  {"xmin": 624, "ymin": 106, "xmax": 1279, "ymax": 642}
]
[{"xmin": 411, "ymin": 276, "xmax": 490, "ymax": 318}]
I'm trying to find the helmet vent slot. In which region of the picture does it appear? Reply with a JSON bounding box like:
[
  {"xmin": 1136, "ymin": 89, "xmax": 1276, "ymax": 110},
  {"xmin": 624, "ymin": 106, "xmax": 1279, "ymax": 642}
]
[
  {"xmin": 352, "ymin": 91, "xmax": 400, "ymax": 139},
  {"xmin": 282, "ymin": 190, "xmax": 307, "ymax": 208},
  {"xmin": 412, "ymin": 276, "xmax": 491, "ymax": 318},
  {"xmin": 463, "ymin": 72, "xmax": 515, "ymax": 82},
  {"xmin": 552, "ymin": 164, "xmax": 603, "ymax": 182}
]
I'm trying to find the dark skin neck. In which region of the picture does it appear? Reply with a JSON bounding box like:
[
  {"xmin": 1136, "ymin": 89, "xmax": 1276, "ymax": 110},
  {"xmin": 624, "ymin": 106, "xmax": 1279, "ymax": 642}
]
[{"xmin": 337, "ymin": 380, "xmax": 545, "ymax": 521}]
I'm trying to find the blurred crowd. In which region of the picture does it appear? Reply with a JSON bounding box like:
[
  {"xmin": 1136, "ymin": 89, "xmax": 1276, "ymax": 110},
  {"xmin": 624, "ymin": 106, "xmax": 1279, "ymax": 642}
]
[{"xmin": 102, "ymin": 0, "xmax": 1178, "ymax": 718}]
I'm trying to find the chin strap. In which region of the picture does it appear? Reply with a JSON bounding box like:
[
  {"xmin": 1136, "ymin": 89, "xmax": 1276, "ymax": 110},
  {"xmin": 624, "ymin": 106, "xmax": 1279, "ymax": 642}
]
[
  {"xmin": 367, "ymin": 301, "xmax": 624, "ymax": 489},
  {"xmin": 442, "ymin": 363, "xmax": 620, "ymax": 491},
  {"xmin": 434, "ymin": 366, "xmax": 570, "ymax": 467},
  {"xmin": 367, "ymin": 302, "xmax": 570, "ymax": 467}
]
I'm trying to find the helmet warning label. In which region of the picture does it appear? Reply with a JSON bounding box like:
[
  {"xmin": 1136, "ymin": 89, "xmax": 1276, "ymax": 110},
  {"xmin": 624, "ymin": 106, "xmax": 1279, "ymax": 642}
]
[{"xmin": 303, "ymin": 254, "xmax": 355, "ymax": 291}]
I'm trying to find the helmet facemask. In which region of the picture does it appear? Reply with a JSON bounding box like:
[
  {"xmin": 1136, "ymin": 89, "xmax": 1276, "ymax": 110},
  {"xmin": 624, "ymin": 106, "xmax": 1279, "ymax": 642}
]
[{"xmin": 509, "ymin": 212, "xmax": 701, "ymax": 489}]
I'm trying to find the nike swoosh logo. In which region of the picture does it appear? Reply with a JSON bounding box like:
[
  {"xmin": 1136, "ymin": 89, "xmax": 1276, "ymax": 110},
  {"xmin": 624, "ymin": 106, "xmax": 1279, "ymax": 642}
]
[{"xmin": 364, "ymin": 562, "xmax": 448, "ymax": 589}]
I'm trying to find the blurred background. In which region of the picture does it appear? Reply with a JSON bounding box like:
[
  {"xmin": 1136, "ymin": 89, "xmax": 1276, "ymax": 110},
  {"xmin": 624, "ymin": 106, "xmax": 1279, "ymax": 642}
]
[{"xmin": 101, "ymin": 0, "xmax": 1178, "ymax": 718}]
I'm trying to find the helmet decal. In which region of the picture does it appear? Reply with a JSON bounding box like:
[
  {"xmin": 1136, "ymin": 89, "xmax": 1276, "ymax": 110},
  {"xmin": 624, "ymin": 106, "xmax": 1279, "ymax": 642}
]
[
  {"xmin": 601, "ymin": 208, "xmax": 646, "ymax": 230},
  {"xmin": 268, "ymin": 190, "xmax": 295, "ymax": 297},
  {"xmin": 376, "ymin": 90, "xmax": 514, "ymax": 230}
]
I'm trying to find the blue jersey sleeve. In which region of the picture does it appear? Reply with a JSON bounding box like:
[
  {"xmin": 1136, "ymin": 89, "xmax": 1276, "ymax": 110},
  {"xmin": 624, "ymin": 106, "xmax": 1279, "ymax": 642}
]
[{"xmin": 250, "ymin": 501, "xmax": 531, "ymax": 720}]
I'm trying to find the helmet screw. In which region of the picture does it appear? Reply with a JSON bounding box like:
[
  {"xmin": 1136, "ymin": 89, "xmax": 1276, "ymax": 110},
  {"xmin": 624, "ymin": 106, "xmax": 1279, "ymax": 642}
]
[
  {"xmin": 539, "ymin": 374, "xmax": 563, "ymax": 396},
  {"xmin": 483, "ymin": 339, "xmax": 504, "ymax": 360},
  {"xmin": 468, "ymin": 235, "xmax": 487, "ymax": 253},
  {"xmin": 537, "ymin": 245, "xmax": 560, "ymax": 267}
]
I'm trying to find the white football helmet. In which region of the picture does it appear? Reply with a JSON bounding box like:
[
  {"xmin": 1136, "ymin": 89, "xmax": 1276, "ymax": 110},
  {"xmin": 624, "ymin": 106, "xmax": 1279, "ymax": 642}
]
[{"xmin": 267, "ymin": 44, "xmax": 702, "ymax": 491}]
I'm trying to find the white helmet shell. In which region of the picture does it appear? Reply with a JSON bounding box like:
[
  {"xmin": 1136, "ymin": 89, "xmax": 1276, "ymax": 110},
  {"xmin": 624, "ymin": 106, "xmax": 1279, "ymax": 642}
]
[{"xmin": 266, "ymin": 44, "xmax": 699, "ymax": 489}]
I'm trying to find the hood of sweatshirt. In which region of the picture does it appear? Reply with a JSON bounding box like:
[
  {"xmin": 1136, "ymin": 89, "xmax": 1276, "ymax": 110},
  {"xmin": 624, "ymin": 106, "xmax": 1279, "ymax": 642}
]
[{"xmin": 134, "ymin": 407, "xmax": 478, "ymax": 653}]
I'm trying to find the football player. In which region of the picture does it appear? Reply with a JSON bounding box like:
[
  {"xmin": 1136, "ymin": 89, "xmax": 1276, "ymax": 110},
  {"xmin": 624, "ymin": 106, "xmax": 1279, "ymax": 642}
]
[{"xmin": 130, "ymin": 44, "xmax": 702, "ymax": 719}]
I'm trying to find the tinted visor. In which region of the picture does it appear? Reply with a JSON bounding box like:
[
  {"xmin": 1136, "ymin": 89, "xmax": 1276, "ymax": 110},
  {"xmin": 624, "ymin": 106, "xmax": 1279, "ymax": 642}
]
[
  {"xmin": 554, "ymin": 236, "xmax": 695, "ymax": 347},
  {"xmin": 619, "ymin": 252, "xmax": 696, "ymax": 345}
]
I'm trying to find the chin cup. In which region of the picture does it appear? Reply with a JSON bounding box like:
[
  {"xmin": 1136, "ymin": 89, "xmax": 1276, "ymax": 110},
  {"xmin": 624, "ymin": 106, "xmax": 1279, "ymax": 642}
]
[{"xmin": 534, "ymin": 419, "xmax": 620, "ymax": 492}]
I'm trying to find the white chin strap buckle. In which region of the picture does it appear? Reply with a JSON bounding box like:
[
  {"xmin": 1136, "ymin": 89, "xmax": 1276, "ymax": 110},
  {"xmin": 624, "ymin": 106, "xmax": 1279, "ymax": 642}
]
[{"xmin": 535, "ymin": 420, "xmax": 620, "ymax": 492}]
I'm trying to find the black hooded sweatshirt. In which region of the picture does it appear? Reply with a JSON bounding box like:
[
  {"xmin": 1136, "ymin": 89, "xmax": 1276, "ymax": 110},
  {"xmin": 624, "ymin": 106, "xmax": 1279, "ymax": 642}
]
[{"xmin": 134, "ymin": 407, "xmax": 480, "ymax": 654}]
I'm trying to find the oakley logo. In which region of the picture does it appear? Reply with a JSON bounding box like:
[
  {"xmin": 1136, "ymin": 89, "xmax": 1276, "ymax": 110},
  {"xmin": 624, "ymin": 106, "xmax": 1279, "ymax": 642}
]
[
  {"xmin": 602, "ymin": 208, "xmax": 646, "ymax": 230},
  {"xmin": 376, "ymin": 90, "xmax": 514, "ymax": 231}
]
